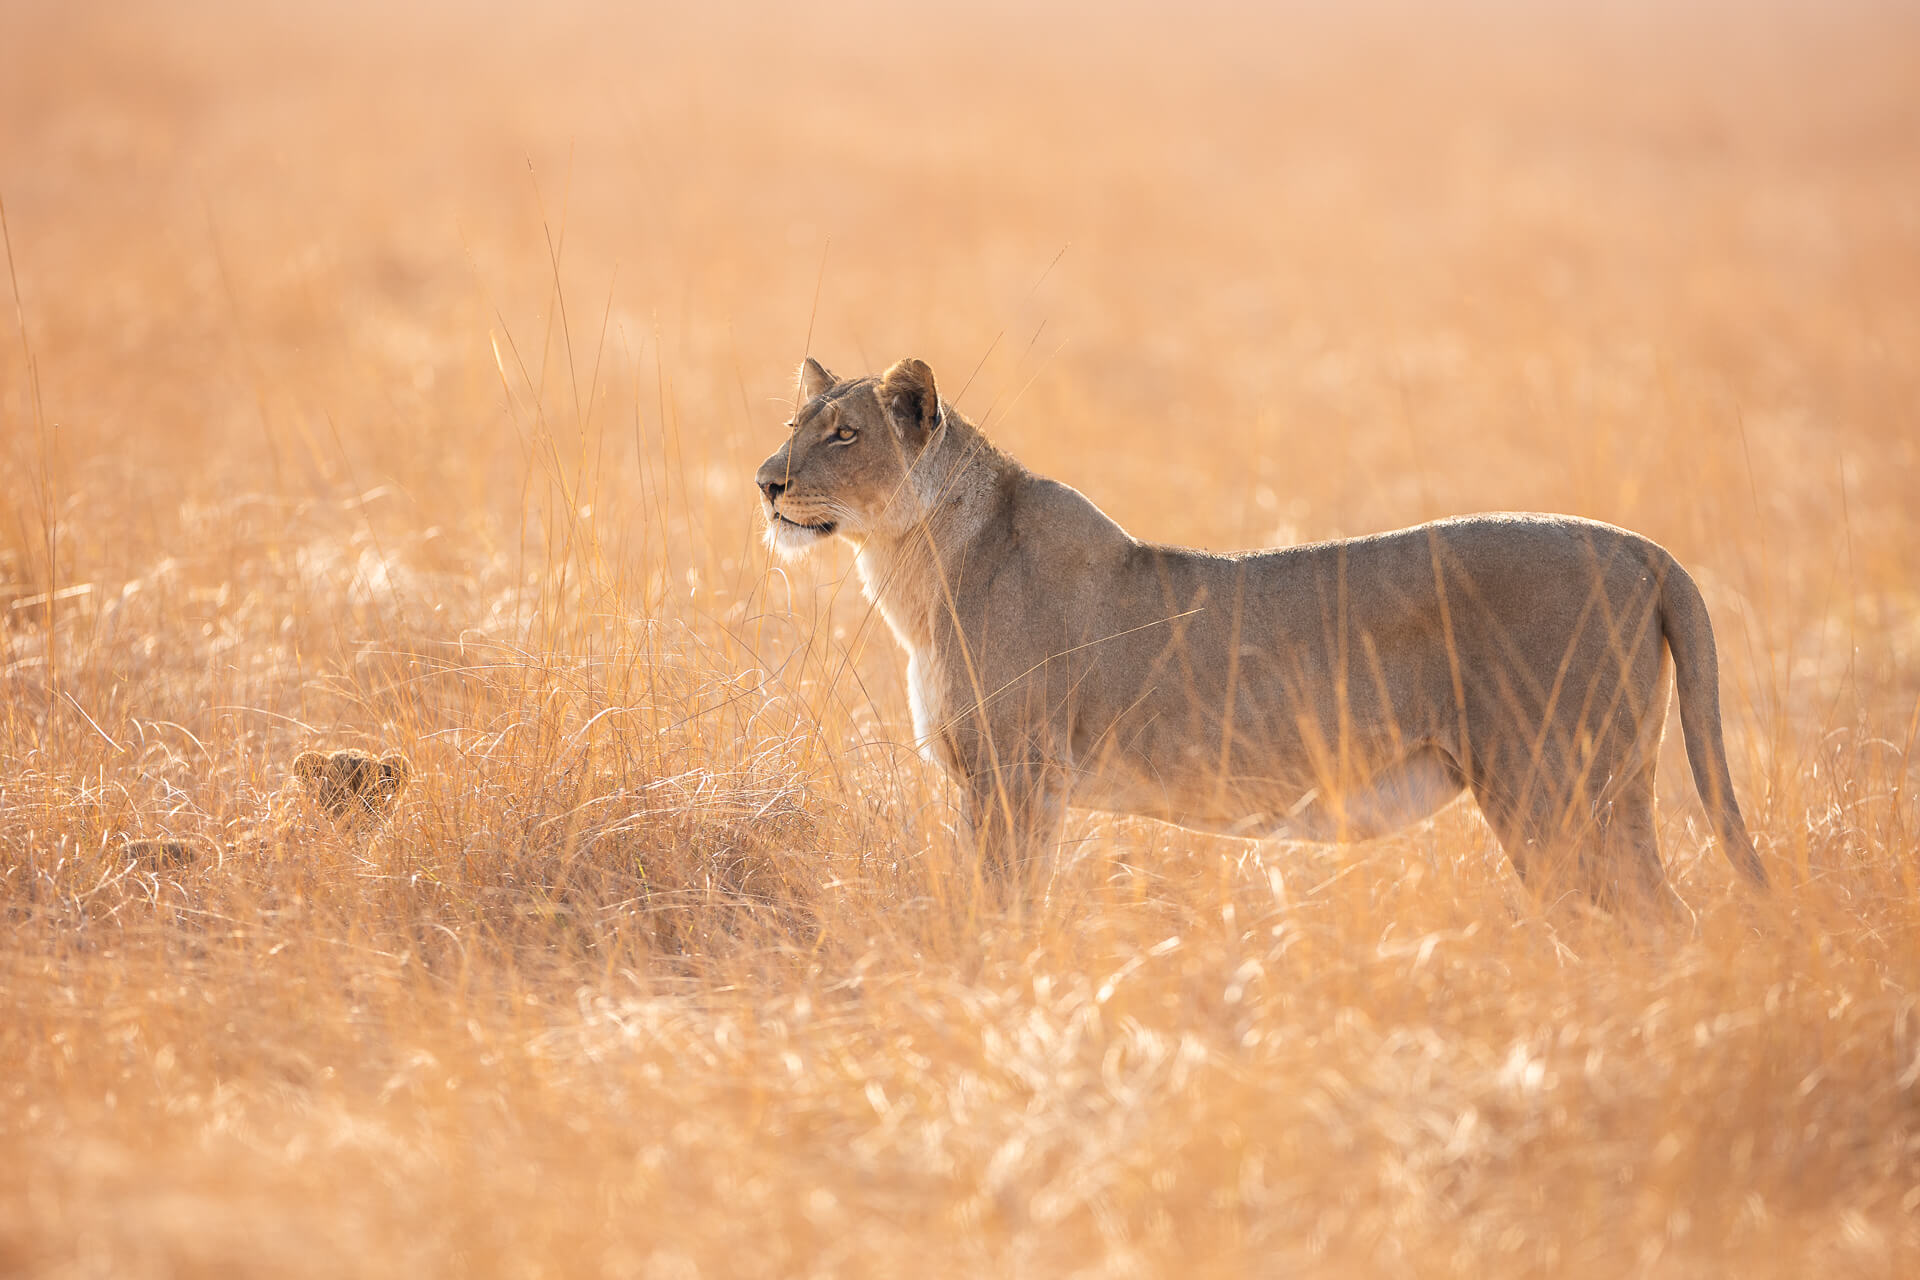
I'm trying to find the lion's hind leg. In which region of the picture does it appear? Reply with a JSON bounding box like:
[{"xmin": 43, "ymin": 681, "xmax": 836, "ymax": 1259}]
[
  {"xmin": 1586, "ymin": 764, "xmax": 1692, "ymax": 927},
  {"xmin": 1470, "ymin": 755, "xmax": 1683, "ymax": 923}
]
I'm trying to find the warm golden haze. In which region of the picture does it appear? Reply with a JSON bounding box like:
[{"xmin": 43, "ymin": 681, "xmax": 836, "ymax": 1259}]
[{"xmin": 4, "ymin": 1, "xmax": 1919, "ymax": 1275}]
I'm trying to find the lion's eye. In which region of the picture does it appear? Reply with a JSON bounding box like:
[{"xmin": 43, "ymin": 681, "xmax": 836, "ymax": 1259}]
[{"xmin": 833, "ymin": 425, "xmax": 857, "ymax": 443}]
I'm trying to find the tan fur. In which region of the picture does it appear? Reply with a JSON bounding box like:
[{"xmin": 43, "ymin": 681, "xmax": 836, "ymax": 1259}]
[
  {"xmin": 291, "ymin": 748, "xmax": 415, "ymax": 821},
  {"xmin": 756, "ymin": 357, "xmax": 1767, "ymax": 909},
  {"xmin": 124, "ymin": 837, "xmax": 208, "ymax": 867}
]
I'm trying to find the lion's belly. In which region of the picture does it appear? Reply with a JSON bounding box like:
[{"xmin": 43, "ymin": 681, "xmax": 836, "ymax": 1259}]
[{"xmin": 1068, "ymin": 734, "xmax": 1465, "ymax": 844}]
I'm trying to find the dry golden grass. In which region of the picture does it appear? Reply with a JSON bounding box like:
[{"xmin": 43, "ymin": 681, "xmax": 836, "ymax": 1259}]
[{"xmin": 4, "ymin": 1, "xmax": 1919, "ymax": 1274}]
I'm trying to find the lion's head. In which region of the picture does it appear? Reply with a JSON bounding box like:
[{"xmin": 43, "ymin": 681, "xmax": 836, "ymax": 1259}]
[
  {"xmin": 292, "ymin": 748, "xmax": 414, "ymax": 820},
  {"xmin": 754, "ymin": 356, "xmax": 947, "ymax": 557}
]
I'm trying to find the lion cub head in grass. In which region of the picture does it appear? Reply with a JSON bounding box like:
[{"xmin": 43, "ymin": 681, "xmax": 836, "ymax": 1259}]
[
  {"xmin": 754, "ymin": 356, "xmax": 949, "ymax": 558},
  {"xmin": 124, "ymin": 747, "xmax": 414, "ymax": 867},
  {"xmin": 292, "ymin": 748, "xmax": 414, "ymax": 820}
]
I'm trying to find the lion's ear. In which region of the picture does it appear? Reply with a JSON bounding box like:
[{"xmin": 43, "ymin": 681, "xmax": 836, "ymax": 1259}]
[
  {"xmin": 798, "ymin": 357, "xmax": 837, "ymax": 403},
  {"xmin": 878, "ymin": 357, "xmax": 941, "ymax": 447},
  {"xmin": 293, "ymin": 751, "xmax": 327, "ymax": 783}
]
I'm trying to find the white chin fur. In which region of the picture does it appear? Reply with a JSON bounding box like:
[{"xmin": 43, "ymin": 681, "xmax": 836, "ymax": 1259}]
[{"xmin": 766, "ymin": 519, "xmax": 832, "ymax": 559}]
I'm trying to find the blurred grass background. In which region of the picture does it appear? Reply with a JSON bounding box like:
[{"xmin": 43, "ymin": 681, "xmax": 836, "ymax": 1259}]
[{"xmin": 2, "ymin": 1, "xmax": 1918, "ymax": 1275}]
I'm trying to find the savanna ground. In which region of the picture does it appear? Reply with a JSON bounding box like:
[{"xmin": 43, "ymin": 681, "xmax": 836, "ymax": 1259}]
[{"xmin": 3, "ymin": 1, "xmax": 1919, "ymax": 1275}]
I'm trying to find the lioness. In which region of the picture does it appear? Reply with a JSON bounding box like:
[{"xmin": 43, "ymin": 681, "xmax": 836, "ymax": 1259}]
[{"xmin": 756, "ymin": 356, "xmax": 1767, "ymax": 909}]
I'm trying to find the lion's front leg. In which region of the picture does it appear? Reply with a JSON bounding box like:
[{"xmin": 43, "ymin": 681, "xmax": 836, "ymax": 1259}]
[{"xmin": 958, "ymin": 758, "xmax": 1069, "ymax": 887}]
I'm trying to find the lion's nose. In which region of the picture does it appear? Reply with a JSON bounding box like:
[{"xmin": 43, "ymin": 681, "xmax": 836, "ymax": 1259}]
[{"xmin": 760, "ymin": 478, "xmax": 786, "ymax": 504}]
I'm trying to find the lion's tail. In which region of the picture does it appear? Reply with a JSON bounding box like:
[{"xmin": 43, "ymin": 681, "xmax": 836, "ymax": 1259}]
[{"xmin": 1657, "ymin": 553, "xmax": 1768, "ymax": 888}]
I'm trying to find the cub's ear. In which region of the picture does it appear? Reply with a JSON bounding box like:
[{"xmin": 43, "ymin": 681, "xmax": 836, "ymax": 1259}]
[
  {"xmin": 293, "ymin": 751, "xmax": 327, "ymax": 783},
  {"xmin": 378, "ymin": 753, "xmax": 414, "ymax": 792},
  {"xmin": 878, "ymin": 357, "xmax": 941, "ymax": 447},
  {"xmin": 797, "ymin": 356, "xmax": 837, "ymax": 403}
]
